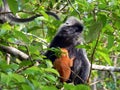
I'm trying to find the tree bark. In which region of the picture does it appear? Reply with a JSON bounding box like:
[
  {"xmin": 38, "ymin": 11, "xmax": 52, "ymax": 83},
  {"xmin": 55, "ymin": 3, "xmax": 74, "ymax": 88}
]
[
  {"xmin": 0, "ymin": 45, "xmax": 29, "ymax": 60},
  {"xmin": 92, "ymin": 64, "xmax": 120, "ymax": 72}
]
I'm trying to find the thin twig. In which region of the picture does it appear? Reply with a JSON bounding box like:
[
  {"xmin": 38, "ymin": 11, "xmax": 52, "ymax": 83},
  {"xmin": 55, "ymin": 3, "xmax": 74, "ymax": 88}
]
[
  {"xmin": 15, "ymin": 64, "xmax": 33, "ymax": 73},
  {"xmin": 67, "ymin": 0, "xmax": 81, "ymax": 19},
  {"xmin": 109, "ymin": 71, "xmax": 117, "ymax": 88},
  {"xmin": 6, "ymin": 53, "xmax": 11, "ymax": 65},
  {"xmin": 88, "ymin": 30, "xmax": 101, "ymax": 81},
  {"xmin": 71, "ymin": 70, "xmax": 85, "ymax": 84},
  {"xmin": 23, "ymin": 32, "xmax": 48, "ymax": 46},
  {"xmin": 59, "ymin": 3, "xmax": 68, "ymax": 12},
  {"xmin": 24, "ymin": 45, "xmax": 32, "ymax": 62}
]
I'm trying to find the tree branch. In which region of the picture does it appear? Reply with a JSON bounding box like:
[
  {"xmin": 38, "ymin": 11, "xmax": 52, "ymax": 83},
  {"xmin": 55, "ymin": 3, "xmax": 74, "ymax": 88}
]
[
  {"xmin": 92, "ymin": 64, "xmax": 120, "ymax": 72},
  {"xmin": 0, "ymin": 45, "xmax": 29, "ymax": 60}
]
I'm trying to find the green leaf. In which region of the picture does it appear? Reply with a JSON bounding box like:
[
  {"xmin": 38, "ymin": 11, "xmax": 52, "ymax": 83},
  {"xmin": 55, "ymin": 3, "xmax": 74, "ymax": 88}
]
[
  {"xmin": 23, "ymin": 66, "xmax": 42, "ymax": 75},
  {"xmin": 27, "ymin": 26, "xmax": 41, "ymax": 33},
  {"xmin": 86, "ymin": 14, "xmax": 106, "ymax": 42},
  {"xmin": 75, "ymin": 85, "xmax": 90, "ymax": 90},
  {"xmin": 45, "ymin": 74, "xmax": 57, "ymax": 82},
  {"xmin": 22, "ymin": 84, "xmax": 33, "ymax": 90},
  {"xmin": 0, "ymin": 0, "xmax": 2, "ymax": 5},
  {"xmin": 98, "ymin": 14, "xmax": 107, "ymax": 27},
  {"xmin": 10, "ymin": 73, "xmax": 25, "ymax": 82},
  {"xmin": 114, "ymin": 18, "xmax": 120, "ymax": 29},
  {"xmin": 0, "ymin": 61, "xmax": 12, "ymax": 72},
  {"xmin": 7, "ymin": 0, "xmax": 18, "ymax": 14},
  {"xmin": 43, "ymin": 68, "xmax": 59, "ymax": 76},
  {"xmin": 97, "ymin": 50, "xmax": 112, "ymax": 65},
  {"xmin": 117, "ymin": 45, "xmax": 120, "ymax": 51},
  {"xmin": 19, "ymin": 61, "xmax": 32, "ymax": 67},
  {"xmin": 107, "ymin": 35, "xmax": 114, "ymax": 49},
  {"xmin": 103, "ymin": 24, "xmax": 114, "ymax": 33},
  {"xmin": 40, "ymin": 10, "xmax": 49, "ymax": 20},
  {"xmin": 64, "ymin": 84, "xmax": 90, "ymax": 90},
  {"xmin": 10, "ymin": 63, "xmax": 19, "ymax": 71},
  {"xmin": 42, "ymin": 86, "xmax": 58, "ymax": 90},
  {"xmin": 0, "ymin": 30, "xmax": 7, "ymax": 37},
  {"xmin": 45, "ymin": 60, "xmax": 53, "ymax": 68},
  {"xmin": 76, "ymin": 44, "xmax": 90, "ymax": 49},
  {"xmin": 1, "ymin": 23, "xmax": 11, "ymax": 30},
  {"xmin": 7, "ymin": 37, "xmax": 16, "ymax": 43},
  {"xmin": 86, "ymin": 21, "xmax": 103, "ymax": 42},
  {"xmin": 1, "ymin": 73, "xmax": 11, "ymax": 85},
  {"xmin": 64, "ymin": 84, "xmax": 75, "ymax": 90},
  {"xmin": 28, "ymin": 45, "xmax": 40, "ymax": 55},
  {"xmin": 22, "ymin": 0, "xmax": 29, "ymax": 3},
  {"xmin": 31, "ymin": 80, "xmax": 41, "ymax": 89},
  {"xmin": 14, "ymin": 31, "xmax": 29, "ymax": 43}
]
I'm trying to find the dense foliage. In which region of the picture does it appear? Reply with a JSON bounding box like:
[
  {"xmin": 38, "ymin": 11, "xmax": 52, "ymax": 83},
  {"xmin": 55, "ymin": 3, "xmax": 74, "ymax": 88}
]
[{"xmin": 0, "ymin": 0, "xmax": 120, "ymax": 90}]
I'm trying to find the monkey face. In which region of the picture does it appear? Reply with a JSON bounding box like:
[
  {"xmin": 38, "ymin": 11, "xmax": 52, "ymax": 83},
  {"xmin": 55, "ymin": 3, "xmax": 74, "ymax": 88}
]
[
  {"xmin": 49, "ymin": 17, "xmax": 84, "ymax": 47},
  {"xmin": 56, "ymin": 17, "xmax": 84, "ymax": 43}
]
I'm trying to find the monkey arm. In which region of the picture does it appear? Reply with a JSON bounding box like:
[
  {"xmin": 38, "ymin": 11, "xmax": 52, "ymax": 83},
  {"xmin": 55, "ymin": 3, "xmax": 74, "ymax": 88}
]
[{"xmin": 70, "ymin": 48, "xmax": 90, "ymax": 84}]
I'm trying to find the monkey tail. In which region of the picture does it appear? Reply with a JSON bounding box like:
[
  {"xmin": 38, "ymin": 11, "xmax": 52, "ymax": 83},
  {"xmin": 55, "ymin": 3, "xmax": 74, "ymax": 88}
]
[
  {"xmin": 2, "ymin": 0, "xmax": 60, "ymax": 23},
  {"xmin": 45, "ymin": 11, "xmax": 60, "ymax": 20}
]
